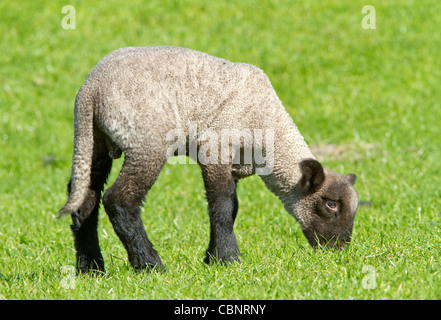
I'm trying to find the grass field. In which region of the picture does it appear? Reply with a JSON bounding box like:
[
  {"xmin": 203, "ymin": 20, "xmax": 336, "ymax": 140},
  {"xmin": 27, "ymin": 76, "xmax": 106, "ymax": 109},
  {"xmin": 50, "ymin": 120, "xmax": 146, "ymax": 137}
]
[{"xmin": 1, "ymin": 0, "xmax": 441, "ymax": 300}]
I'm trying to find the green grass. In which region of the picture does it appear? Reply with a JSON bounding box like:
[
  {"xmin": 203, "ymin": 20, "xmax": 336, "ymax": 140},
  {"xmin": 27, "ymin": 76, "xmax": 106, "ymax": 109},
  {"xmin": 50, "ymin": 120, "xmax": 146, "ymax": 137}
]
[{"xmin": 1, "ymin": 0, "xmax": 441, "ymax": 299}]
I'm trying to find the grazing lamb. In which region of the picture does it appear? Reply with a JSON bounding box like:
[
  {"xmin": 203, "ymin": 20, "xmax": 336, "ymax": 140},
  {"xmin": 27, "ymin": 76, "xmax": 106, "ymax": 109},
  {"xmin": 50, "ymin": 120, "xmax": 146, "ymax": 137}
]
[{"xmin": 59, "ymin": 46, "xmax": 359, "ymax": 273}]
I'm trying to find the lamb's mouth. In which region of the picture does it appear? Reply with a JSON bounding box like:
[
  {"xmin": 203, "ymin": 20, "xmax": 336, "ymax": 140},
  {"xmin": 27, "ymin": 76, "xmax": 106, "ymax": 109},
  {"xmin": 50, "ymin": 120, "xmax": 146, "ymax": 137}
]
[{"xmin": 302, "ymin": 230, "xmax": 351, "ymax": 250}]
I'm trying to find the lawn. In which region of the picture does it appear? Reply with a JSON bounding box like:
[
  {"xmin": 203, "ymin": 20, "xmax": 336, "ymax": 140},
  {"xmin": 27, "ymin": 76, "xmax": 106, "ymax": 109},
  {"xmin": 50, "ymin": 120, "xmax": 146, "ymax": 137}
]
[{"xmin": 1, "ymin": 0, "xmax": 441, "ymax": 300}]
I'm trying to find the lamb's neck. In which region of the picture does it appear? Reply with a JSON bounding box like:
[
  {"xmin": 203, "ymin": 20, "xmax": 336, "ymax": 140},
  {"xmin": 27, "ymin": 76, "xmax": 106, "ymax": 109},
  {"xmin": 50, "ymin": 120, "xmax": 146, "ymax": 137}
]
[{"xmin": 260, "ymin": 111, "xmax": 314, "ymax": 199}]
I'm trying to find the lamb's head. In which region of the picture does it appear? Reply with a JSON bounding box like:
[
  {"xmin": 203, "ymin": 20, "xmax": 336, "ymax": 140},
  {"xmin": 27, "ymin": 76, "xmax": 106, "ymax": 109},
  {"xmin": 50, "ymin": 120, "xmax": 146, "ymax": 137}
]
[{"xmin": 291, "ymin": 159, "xmax": 359, "ymax": 249}]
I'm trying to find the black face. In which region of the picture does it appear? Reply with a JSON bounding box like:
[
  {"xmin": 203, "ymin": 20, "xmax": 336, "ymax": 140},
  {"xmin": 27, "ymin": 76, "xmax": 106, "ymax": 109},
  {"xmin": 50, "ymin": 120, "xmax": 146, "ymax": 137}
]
[
  {"xmin": 302, "ymin": 195, "xmax": 357, "ymax": 249},
  {"xmin": 297, "ymin": 159, "xmax": 359, "ymax": 249}
]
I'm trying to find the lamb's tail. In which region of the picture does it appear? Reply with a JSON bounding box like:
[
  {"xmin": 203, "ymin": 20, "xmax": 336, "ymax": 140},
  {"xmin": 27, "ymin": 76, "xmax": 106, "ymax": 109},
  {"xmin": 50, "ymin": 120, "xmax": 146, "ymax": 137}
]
[{"xmin": 58, "ymin": 88, "xmax": 95, "ymax": 217}]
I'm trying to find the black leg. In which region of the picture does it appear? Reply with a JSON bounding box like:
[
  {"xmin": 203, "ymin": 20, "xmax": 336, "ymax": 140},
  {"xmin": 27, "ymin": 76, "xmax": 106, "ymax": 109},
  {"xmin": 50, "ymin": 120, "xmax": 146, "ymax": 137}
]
[
  {"xmin": 71, "ymin": 202, "xmax": 105, "ymax": 273},
  {"xmin": 201, "ymin": 165, "xmax": 241, "ymax": 264},
  {"xmin": 102, "ymin": 153, "xmax": 165, "ymax": 272},
  {"xmin": 69, "ymin": 135, "xmax": 113, "ymax": 273}
]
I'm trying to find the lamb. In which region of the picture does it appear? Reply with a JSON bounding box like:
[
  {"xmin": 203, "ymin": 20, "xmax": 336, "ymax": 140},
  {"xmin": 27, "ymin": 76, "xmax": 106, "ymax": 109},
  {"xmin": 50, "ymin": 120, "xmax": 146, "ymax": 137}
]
[{"xmin": 59, "ymin": 46, "xmax": 359, "ymax": 273}]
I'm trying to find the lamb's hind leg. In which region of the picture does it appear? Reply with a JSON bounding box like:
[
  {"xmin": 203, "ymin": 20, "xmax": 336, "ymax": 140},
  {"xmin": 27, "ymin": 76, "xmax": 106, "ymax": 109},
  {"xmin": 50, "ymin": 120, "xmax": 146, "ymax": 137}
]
[
  {"xmin": 70, "ymin": 131, "xmax": 113, "ymax": 273},
  {"xmin": 202, "ymin": 164, "xmax": 241, "ymax": 264},
  {"xmin": 103, "ymin": 152, "xmax": 165, "ymax": 272}
]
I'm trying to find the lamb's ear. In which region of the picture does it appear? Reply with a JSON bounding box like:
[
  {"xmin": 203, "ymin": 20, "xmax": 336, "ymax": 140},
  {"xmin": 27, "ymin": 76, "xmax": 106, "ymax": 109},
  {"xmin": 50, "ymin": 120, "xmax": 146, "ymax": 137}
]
[
  {"xmin": 299, "ymin": 159, "xmax": 325, "ymax": 194},
  {"xmin": 346, "ymin": 174, "xmax": 356, "ymax": 185}
]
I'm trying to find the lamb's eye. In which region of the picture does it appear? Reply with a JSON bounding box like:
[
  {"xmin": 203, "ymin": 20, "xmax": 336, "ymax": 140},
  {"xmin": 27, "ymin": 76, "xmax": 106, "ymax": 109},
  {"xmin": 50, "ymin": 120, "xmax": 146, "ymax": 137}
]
[{"xmin": 325, "ymin": 200, "xmax": 339, "ymax": 211}]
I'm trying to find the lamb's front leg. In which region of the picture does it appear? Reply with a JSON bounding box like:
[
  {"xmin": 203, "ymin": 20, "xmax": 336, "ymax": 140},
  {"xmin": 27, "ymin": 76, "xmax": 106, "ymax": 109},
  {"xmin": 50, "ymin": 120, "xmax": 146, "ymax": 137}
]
[{"xmin": 201, "ymin": 164, "xmax": 240, "ymax": 264}]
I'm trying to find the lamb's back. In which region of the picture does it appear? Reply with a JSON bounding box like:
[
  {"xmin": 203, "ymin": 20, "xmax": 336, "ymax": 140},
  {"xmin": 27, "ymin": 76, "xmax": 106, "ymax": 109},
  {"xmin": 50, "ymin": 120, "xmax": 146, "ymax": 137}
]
[{"xmin": 86, "ymin": 46, "xmax": 282, "ymax": 133}]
